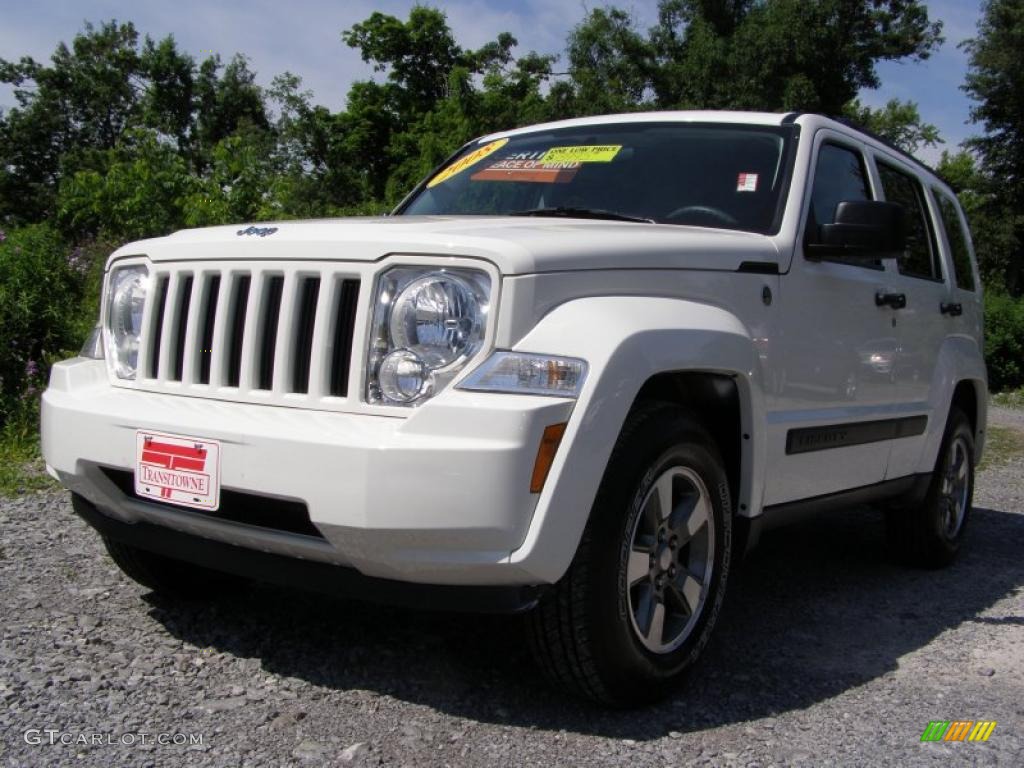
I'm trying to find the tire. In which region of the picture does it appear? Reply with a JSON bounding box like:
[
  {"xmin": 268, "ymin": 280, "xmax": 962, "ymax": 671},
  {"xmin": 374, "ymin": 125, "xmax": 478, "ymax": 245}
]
[
  {"xmin": 886, "ymin": 406, "xmax": 974, "ymax": 568},
  {"xmin": 103, "ymin": 536, "xmax": 239, "ymax": 599},
  {"xmin": 527, "ymin": 403, "xmax": 732, "ymax": 706}
]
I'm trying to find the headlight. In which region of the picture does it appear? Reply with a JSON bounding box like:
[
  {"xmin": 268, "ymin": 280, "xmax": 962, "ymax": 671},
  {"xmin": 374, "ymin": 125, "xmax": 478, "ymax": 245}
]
[
  {"xmin": 367, "ymin": 267, "xmax": 490, "ymax": 406},
  {"xmin": 459, "ymin": 352, "xmax": 587, "ymax": 397},
  {"xmin": 105, "ymin": 265, "xmax": 149, "ymax": 379}
]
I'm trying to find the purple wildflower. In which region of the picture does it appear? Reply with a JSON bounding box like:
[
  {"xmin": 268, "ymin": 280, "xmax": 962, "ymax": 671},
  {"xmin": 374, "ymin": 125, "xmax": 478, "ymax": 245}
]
[
  {"xmin": 25, "ymin": 359, "xmax": 39, "ymax": 379},
  {"xmin": 0, "ymin": 228, "xmax": 6, "ymax": 243},
  {"xmin": 67, "ymin": 247, "xmax": 89, "ymax": 274}
]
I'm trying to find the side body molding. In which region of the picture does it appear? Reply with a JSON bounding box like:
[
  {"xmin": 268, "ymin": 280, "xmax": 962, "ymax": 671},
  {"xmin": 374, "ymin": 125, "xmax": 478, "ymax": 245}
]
[{"xmin": 505, "ymin": 296, "xmax": 765, "ymax": 584}]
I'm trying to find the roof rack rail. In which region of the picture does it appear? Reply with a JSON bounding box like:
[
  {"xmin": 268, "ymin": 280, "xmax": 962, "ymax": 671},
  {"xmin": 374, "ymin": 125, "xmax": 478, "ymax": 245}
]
[{"xmin": 829, "ymin": 115, "xmax": 937, "ymax": 172}]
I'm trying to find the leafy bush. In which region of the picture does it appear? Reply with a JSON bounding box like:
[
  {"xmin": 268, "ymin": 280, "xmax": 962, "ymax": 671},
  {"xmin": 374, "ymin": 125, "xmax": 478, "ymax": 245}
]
[
  {"xmin": 0, "ymin": 224, "xmax": 93, "ymax": 426},
  {"xmin": 984, "ymin": 292, "xmax": 1024, "ymax": 392}
]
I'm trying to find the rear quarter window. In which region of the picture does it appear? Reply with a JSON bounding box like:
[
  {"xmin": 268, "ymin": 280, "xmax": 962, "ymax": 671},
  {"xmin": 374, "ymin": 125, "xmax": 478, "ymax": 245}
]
[{"xmin": 934, "ymin": 190, "xmax": 976, "ymax": 291}]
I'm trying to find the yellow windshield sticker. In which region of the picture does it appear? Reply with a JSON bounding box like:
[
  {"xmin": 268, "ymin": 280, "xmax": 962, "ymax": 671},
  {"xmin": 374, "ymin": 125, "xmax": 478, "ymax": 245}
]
[
  {"xmin": 427, "ymin": 138, "xmax": 509, "ymax": 188},
  {"xmin": 539, "ymin": 145, "xmax": 622, "ymax": 164}
]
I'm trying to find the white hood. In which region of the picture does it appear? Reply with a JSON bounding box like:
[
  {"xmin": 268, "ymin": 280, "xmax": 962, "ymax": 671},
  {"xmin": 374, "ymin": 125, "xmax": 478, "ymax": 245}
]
[{"xmin": 112, "ymin": 215, "xmax": 781, "ymax": 275}]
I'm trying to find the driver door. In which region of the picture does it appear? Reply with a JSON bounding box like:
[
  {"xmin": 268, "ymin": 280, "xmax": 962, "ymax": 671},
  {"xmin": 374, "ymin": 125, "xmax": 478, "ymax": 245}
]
[{"xmin": 765, "ymin": 132, "xmax": 900, "ymax": 506}]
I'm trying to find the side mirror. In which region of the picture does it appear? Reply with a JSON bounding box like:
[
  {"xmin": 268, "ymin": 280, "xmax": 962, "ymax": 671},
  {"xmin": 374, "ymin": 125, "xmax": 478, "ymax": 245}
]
[{"xmin": 807, "ymin": 200, "xmax": 905, "ymax": 261}]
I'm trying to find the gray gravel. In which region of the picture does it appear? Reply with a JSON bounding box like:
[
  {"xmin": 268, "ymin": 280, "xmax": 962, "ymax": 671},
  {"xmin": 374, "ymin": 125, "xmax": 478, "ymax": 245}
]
[{"xmin": 3, "ymin": 412, "xmax": 1023, "ymax": 767}]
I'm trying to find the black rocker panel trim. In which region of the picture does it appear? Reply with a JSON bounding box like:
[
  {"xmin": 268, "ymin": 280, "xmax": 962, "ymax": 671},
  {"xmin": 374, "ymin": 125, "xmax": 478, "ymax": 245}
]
[{"xmin": 786, "ymin": 415, "xmax": 927, "ymax": 455}]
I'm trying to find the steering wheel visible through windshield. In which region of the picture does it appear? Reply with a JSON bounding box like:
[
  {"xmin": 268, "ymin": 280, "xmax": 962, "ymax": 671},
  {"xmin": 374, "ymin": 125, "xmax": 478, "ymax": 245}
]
[{"xmin": 397, "ymin": 122, "xmax": 796, "ymax": 234}]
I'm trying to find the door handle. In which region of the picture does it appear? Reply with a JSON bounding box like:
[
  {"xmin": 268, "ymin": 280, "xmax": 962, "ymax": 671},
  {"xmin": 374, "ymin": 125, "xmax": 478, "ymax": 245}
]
[
  {"xmin": 875, "ymin": 291, "xmax": 907, "ymax": 309},
  {"xmin": 940, "ymin": 301, "xmax": 963, "ymax": 316}
]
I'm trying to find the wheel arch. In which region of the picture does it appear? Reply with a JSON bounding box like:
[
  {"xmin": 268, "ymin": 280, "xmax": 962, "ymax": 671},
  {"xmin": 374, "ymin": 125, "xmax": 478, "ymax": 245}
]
[
  {"xmin": 919, "ymin": 336, "xmax": 988, "ymax": 472},
  {"xmin": 506, "ymin": 295, "xmax": 766, "ymax": 584}
]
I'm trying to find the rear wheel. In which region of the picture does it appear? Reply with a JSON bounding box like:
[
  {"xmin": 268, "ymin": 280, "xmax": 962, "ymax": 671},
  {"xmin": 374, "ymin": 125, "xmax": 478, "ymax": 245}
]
[
  {"xmin": 886, "ymin": 406, "xmax": 974, "ymax": 568},
  {"xmin": 527, "ymin": 404, "xmax": 732, "ymax": 706},
  {"xmin": 103, "ymin": 537, "xmax": 238, "ymax": 599}
]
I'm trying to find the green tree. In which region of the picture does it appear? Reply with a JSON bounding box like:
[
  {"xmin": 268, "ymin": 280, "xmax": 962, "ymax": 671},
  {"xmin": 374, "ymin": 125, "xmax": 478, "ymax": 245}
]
[
  {"xmin": 842, "ymin": 98, "xmax": 941, "ymax": 155},
  {"xmin": 962, "ymin": 0, "xmax": 1024, "ymax": 294},
  {"xmin": 0, "ymin": 224, "xmax": 84, "ymax": 420},
  {"xmin": 565, "ymin": 1, "xmax": 943, "ymax": 115},
  {"xmin": 566, "ymin": 8, "xmax": 655, "ymax": 114},
  {"xmin": 57, "ymin": 129, "xmax": 192, "ymax": 241},
  {"xmin": 0, "ymin": 21, "xmax": 145, "ymax": 223}
]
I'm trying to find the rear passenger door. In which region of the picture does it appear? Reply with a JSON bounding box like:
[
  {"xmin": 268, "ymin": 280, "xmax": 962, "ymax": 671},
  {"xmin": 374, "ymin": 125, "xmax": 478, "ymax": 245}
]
[{"xmin": 870, "ymin": 156, "xmax": 947, "ymax": 479}]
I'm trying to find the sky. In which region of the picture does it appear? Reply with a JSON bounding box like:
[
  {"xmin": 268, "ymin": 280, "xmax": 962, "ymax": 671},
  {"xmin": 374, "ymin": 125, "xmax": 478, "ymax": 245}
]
[{"xmin": 0, "ymin": 0, "xmax": 984, "ymax": 165}]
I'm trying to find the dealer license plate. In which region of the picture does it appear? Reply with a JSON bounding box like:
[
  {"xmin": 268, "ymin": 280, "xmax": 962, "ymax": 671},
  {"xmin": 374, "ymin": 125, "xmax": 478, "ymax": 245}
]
[{"xmin": 135, "ymin": 431, "xmax": 221, "ymax": 511}]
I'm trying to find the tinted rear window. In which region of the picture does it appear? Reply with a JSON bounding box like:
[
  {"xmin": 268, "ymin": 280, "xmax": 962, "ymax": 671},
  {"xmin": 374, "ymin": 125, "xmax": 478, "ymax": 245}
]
[{"xmin": 934, "ymin": 191, "xmax": 976, "ymax": 291}]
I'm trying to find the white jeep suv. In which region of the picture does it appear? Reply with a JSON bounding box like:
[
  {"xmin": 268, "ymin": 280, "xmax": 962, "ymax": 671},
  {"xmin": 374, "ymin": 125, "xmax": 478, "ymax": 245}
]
[{"xmin": 42, "ymin": 111, "xmax": 987, "ymax": 705}]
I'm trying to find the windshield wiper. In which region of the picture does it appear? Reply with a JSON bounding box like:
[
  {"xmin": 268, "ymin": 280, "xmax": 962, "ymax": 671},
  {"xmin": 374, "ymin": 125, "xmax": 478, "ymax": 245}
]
[{"xmin": 508, "ymin": 206, "xmax": 654, "ymax": 224}]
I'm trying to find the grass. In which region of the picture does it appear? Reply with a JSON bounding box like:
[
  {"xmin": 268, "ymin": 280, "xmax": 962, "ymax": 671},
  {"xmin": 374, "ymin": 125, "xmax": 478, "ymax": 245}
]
[
  {"xmin": 0, "ymin": 407, "xmax": 58, "ymax": 497},
  {"xmin": 991, "ymin": 387, "xmax": 1024, "ymax": 410},
  {"xmin": 979, "ymin": 424, "xmax": 1024, "ymax": 471}
]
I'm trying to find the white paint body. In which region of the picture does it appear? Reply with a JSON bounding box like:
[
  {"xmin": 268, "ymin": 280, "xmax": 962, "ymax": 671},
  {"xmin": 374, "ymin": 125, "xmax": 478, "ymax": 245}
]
[{"xmin": 42, "ymin": 112, "xmax": 988, "ymax": 586}]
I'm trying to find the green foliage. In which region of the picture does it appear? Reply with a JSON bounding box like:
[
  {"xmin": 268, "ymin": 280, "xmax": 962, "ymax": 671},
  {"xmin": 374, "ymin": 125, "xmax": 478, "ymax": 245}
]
[
  {"xmin": 843, "ymin": 99, "xmax": 941, "ymax": 155},
  {"xmin": 962, "ymin": 0, "xmax": 1024, "ymax": 294},
  {"xmin": 58, "ymin": 129, "xmax": 192, "ymax": 241},
  {"xmin": 936, "ymin": 150, "xmax": 1022, "ymax": 290},
  {"xmin": 0, "ymin": 224, "xmax": 86, "ymax": 424},
  {"xmin": 984, "ymin": 292, "xmax": 1024, "ymax": 392},
  {"xmin": 565, "ymin": 0, "xmax": 943, "ymax": 114}
]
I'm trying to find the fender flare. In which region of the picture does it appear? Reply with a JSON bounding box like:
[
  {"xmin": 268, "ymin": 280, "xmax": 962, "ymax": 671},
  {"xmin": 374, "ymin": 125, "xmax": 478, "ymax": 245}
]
[
  {"xmin": 917, "ymin": 335, "xmax": 988, "ymax": 472},
  {"xmin": 505, "ymin": 295, "xmax": 765, "ymax": 584}
]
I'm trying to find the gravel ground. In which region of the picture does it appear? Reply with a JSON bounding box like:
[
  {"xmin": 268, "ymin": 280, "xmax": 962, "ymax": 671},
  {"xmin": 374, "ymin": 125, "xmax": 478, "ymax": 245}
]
[{"xmin": 2, "ymin": 412, "xmax": 1023, "ymax": 767}]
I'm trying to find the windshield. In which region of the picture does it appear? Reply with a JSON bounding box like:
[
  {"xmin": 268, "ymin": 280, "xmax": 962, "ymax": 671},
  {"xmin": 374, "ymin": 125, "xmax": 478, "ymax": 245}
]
[{"xmin": 398, "ymin": 122, "xmax": 796, "ymax": 234}]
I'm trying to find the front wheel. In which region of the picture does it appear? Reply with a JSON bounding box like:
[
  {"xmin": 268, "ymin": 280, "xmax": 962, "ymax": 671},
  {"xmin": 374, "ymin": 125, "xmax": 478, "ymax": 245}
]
[{"xmin": 527, "ymin": 404, "xmax": 732, "ymax": 706}]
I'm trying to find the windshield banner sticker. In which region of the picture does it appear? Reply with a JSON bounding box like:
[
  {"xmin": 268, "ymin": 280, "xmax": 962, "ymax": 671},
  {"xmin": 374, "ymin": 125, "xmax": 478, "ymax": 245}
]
[
  {"xmin": 472, "ymin": 154, "xmax": 581, "ymax": 184},
  {"xmin": 737, "ymin": 172, "xmax": 759, "ymax": 192},
  {"xmin": 540, "ymin": 145, "xmax": 622, "ymax": 163},
  {"xmin": 427, "ymin": 138, "xmax": 509, "ymax": 188}
]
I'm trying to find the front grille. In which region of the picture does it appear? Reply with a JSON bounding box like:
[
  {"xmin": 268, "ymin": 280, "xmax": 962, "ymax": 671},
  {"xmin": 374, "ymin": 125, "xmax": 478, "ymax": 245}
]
[
  {"xmin": 135, "ymin": 264, "xmax": 361, "ymax": 405},
  {"xmin": 101, "ymin": 468, "xmax": 325, "ymax": 539}
]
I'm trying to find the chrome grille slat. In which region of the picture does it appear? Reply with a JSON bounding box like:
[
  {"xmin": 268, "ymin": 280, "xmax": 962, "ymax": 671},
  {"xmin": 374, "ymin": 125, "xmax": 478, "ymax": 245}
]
[
  {"xmin": 135, "ymin": 262, "xmax": 362, "ymax": 409},
  {"xmin": 269, "ymin": 272, "xmax": 296, "ymax": 394},
  {"xmin": 224, "ymin": 273, "xmax": 251, "ymax": 388},
  {"xmin": 196, "ymin": 273, "xmax": 221, "ymax": 385},
  {"xmin": 136, "ymin": 273, "xmax": 166, "ymax": 381},
  {"xmin": 206, "ymin": 273, "xmax": 233, "ymax": 388},
  {"xmin": 157, "ymin": 272, "xmax": 182, "ymax": 382},
  {"xmin": 329, "ymin": 279, "xmax": 361, "ymax": 397},
  {"xmin": 179, "ymin": 273, "xmax": 203, "ymax": 385},
  {"xmin": 239, "ymin": 271, "xmax": 268, "ymax": 392},
  {"xmin": 291, "ymin": 276, "xmax": 321, "ymax": 395},
  {"xmin": 306, "ymin": 276, "xmax": 338, "ymax": 399}
]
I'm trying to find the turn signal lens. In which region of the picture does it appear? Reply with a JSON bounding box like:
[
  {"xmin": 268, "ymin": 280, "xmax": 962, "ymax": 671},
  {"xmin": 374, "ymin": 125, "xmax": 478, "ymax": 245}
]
[
  {"xmin": 530, "ymin": 423, "xmax": 567, "ymax": 493},
  {"xmin": 460, "ymin": 352, "xmax": 587, "ymax": 398}
]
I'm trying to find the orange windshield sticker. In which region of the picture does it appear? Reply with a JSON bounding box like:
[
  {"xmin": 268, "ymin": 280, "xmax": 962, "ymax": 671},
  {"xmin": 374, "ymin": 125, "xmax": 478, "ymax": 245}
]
[
  {"xmin": 427, "ymin": 138, "xmax": 509, "ymax": 188},
  {"xmin": 472, "ymin": 157, "xmax": 580, "ymax": 184}
]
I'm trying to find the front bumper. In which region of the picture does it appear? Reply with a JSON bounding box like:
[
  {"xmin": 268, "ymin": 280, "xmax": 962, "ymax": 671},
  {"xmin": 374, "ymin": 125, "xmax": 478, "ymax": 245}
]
[{"xmin": 42, "ymin": 358, "xmax": 574, "ymax": 586}]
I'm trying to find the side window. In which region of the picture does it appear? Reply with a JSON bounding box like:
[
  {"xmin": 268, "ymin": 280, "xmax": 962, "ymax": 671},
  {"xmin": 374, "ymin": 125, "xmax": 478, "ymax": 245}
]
[
  {"xmin": 934, "ymin": 191, "xmax": 976, "ymax": 291},
  {"xmin": 877, "ymin": 163, "xmax": 941, "ymax": 280},
  {"xmin": 807, "ymin": 143, "xmax": 872, "ymax": 234}
]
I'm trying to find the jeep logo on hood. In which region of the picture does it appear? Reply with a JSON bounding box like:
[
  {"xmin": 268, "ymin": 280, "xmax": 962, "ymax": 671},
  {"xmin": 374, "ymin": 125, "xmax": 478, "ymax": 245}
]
[{"xmin": 236, "ymin": 225, "xmax": 278, "ymax": 237}]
